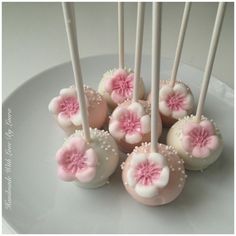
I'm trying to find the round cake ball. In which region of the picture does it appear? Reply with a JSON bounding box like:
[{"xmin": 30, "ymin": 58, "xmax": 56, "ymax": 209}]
[
  {"xmin": 48, "ymin": 85, "xmax": 108, "ymax": 136},
  {"xmin": 98, "ymin": 68, "xmax": 145, "ymax": 110},
  {"xmin": 167, "ymin": 115, "xmax": 223, "ymax": 171},
  {"xmin": 122, "ymin": 142, "xmax": 186, "ymax": 206},
  {"xmin": 55, "ymin": 128, "xmax": 119, "ymax": 188},
  {"xmin": 108, "ymin": 100, "xmax": 162, "ymax": 153},
  {"xmin": 148, "ymin": 80, "xmax": 194, "ymax": 127}
]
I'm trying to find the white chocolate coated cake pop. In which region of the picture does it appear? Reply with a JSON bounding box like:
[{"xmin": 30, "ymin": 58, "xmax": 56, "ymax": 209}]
[
  {"xmin": 122, "ymin": 142, "xmax": 186, "ymax": 206},
  {"xmin": 56, "ymin": 128, "xmax": 119, "ymax": 188},
  {"xmin": 147, "ymin": 3, "xmax": 194, "ymax": 127},
  {"xmin": 148, "ymin": 80, "xmax": 194, "ymax": 127},
  {"xmin": 108, "ymin": 100, "xmax": 162, "ymax": 153},
  {"xmin": 98, "ymin": 68, "xmax": 145, "ymax": 110},
  {"xmin": 167, "ymin": 115, "xmax": 223, "ymax": 171},
  {"xmin": 49, "ymin": 85, "xmax": 108, "ymax": 136}
]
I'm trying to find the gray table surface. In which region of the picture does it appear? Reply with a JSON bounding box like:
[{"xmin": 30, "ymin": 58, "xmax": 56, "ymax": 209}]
[{"xmin": 2, "ymin": 2, "xmax": 234, "ymax": 233}]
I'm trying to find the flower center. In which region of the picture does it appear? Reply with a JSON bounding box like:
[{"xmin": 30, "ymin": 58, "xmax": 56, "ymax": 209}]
[
  {"xmin": 64, "ymin": 151, "xmax": 87, "ymax": 174},
  {"xmin": 58, "ymin": 97, "xmax": 79, "ymax": 117},
  {"xmin": 135, "ymin": 160, "xmax": 162, "ymax": 186},
  {"xmin": 189, "ymin": 128, "xmax": 211, "ymax": 147},
  {"xmin": 119, "ymin": 111, "xmax": 141, "ymax": 134},
  {"xmin": 112, "ymin": 74, "xmax": 133, "ymax": 97},
  {"xmin": 166, "ymin": 93, "xmax": 185, "ymax": 111}
]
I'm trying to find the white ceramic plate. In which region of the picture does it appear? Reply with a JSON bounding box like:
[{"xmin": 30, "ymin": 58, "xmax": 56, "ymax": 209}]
[{"xmin": 2, "ymin": 55, "xmax": 234, "ymax": 234}]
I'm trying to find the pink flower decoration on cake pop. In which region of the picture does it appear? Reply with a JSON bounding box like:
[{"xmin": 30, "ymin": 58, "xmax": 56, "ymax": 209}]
[
  {"xmin": 126, "ymin": 152, "xmax": 170, "ymax": 198},
  {"xmin": 48, "ymin": 86, "xmax": 88, "ymax": 127},
  {"xmin": 105, "ymin": 69, "xmax": 134, "ymax": 104},
  {"xmin": 181, "ymin": 120, "xmax": 219, "ymax": 158},
  {"xmin": 159, "ymin": 83, "xmax": 193, "ymax": 119},
  {"xmin": 109, "ymin": 102, "xmax": 151, "ymax": 144},
  {"xmin": 56, "ymin": 136, "xmax": 98, "ymax": 182}
]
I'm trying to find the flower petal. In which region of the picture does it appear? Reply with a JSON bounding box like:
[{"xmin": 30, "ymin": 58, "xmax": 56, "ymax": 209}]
[
  {"xmin": 159, "ymin": 101, "xmax": 171, "ymax": 116},
  {"xmin": 127, "ymin": 168, "xmax": 137, "ymax": 187},
  {"xmin": 140, "ymin": 115, "xmax": 151, "ymax": 134},
  {"xmin": 125, "ymin": 132, "xmax": 142, "ymax": 144},
  {"xmin": 159, "ymin": 85, "xmax": 174, "ymax": 100},
  {"xmin": 56, "ymin": 147, "xmax": 70, "ymax": 164},
  {"xmin": 206, "ymin": 135, "xmax": 219, "ymax": 150},
  {"xmin": 113, "ymin": 68, "xmax": 128, "ymax": 78},
  {"xmin": 172, "ymin": 109, "xmax": 187, "ymax": 119},
  {"xmin": 154, "ymin": 166, "xmax": 170, "ymax": 188},
  {"xmin": 84, "ymin": 148, "xmax": 98, "ymax": 167},
  {"xmin": 200, "ymin": 120, "xmax": 215, "ymax": 136},
  {"xmin": 182, "ymin": 136, "xmax": 194, "ymax": 152},
  {"xmin": 104, "ymin": 78, "xmax": 114, "ymax": 93},
  {"xmin": 135, "ymin": 183, "xmax": 158, "ymax": 198},
  {"xmin": 111, "ymin": 91, "xmax": 125, "ymax": 104},
  {"xmin": 173, "ymin": 83, "xmax": 187, "ymax": 96},
  {"xmin": 182, "ymin": 122, "xmax": 199, "ymax": 135},
  {"xmin": 57, "ymin": 112, "xmax": 72, "ymax": 127},
  {"xmin": 60, "ymin": 87, "xmax": 77, "ymax": 97},
  {"xmin": 126, "ymin": 73, "xmax": 134, "ymax": 82},
  {"xmin": 192, "ymin": 146, "xmax": 210, "ymax": 158},
  {"xmin": 112, "ymin": 107, "xmax": 128, "ymax": 120},
  {"xmin": 75, "ymin": 167, "xmax": 96, "ymax": 183},
  {"xmin": 109, "ymin": 121, "xmax": 125, "ymax": 140},
  {"xmin": 130, "ymin": 153, "xmax": 147, "ymax": 167},
  {"xmin": 70, "ymin": 112, "xmax": 82, "ymax": 126},
  {"xmin": 48, "ymin": 97, "xmax": 60, "ymax": 114},
  {"xmin": 58, "ymin": 166, "xmax": 76, "ymax": 181},
  {"xmin": 148, "ymin": 152, "xmax": 167, "ymax": 167},
  {"xmin": 67, "ymin": 137, "xmax": 87, "ymax": 154},
  {"xmin": 128, "ymin": 102, "xmax": 145, "ymax": 117},
  {"xmin": 182, "ymin": 94, "xmax": 194, "ymax": 110}
]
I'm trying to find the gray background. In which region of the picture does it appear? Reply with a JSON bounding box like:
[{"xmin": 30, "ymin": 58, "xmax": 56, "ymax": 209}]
[
  {"xmin": 2, "ymin": 2, "xmax": 234, "ymax": 100},
  {"xmin": 2, "ymin": 2, "xmax": 234, "ymax": 233}
]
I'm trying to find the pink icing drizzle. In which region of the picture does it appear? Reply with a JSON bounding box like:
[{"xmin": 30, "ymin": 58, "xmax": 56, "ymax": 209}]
[
  {"xmin": 58, "ymin": 97, "xmax": 79, "ymax": 117},
  {"xmin": 166, "ymin": 93, "xmax": 185, "ymax": 111},
  {"xmin": 112, "ymin": 74, "xmax": 133, "ymax": 97},
  {"xmin": 188, "ymin": 128, "xmax": 212, "ymax": 148},
  {"xmin": 135, "ymin": 160, "xmax": 162, "ymax": 186},
  {"xmin": 119, "ymin": 111, "xmax": 141, "ymax": 134}
]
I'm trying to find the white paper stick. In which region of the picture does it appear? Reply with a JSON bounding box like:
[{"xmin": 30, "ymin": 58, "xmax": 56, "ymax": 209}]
[
  {"xmin": 196, "ymin": 2, "xmax": 226, "ymax": 122},
  {"xmin": 62, "ymin": 2, "xmax": 91, "ymax": 142},
  {"xmin": 170, "ymin": 2, "xmax": 191, "ymax": 87},
  {"xmin": 133, "ymin": 2, "xmax": 145, "ymax": 102},
  {"xmin": 151, "ymin": 2, "xmax": 161, "ymax": 153},
  {"xmin": 118, "ymin": 2, "xmax": 124, "ymax": 69}
]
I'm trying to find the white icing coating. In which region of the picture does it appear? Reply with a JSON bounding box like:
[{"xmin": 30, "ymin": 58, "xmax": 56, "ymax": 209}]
[
  {"xmin": 167, "ymin": 115, "xmax": 224, "ymax": 171},
  {"xmin": 63, "ymin": 128, "xmax": 120, "ymax": 188}
]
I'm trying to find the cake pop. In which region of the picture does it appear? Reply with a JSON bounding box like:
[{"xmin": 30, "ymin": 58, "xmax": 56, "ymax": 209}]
[
  {"xmin": 56, "ymin": 128, "xmax": 119, "ymax": 188},
  {"xmin": 56, "ymin": 2, "xmax": 119, "ymax": 188},
  {"xmin": 167, "ymin": 2, "xmax": 226, "ymax": 171},
  {"xmin": 98, "ymin": 2, "xmax": 145, "ymax": 110},
  {"xmin": 148, "ymin": 3, "xmax": 194, "ymax": 127},
  {"xmin": 49, "ymin": 85, "xmax": 108, "ymax": 136},
  {"xmin": 122, "ymin": 3, "xmax": 186, "ymax": 206},
  {"xmin": 108, "ymin": 3, "xmax": 162, "ymax": 153}
]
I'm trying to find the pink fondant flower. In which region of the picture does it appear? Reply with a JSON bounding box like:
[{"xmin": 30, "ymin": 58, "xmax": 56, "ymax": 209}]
[
  {"xmin": 109, "ymin": 102, "xmax": 151, "ymax": 144},
  {"xmin": 105, "ymin": 69, "xmax": 134, "ymax": 104},
  {"xmin": 56, "ymin": 136, "xmax": 98, "ymax": 182},
  {"xmin": 48, "ymin": 86, "xmax": 88, "ymax": 127},
  {"xmin": 127, "ymin": 152, "xmax": 169, "ymax": 198},
  {"xmin": 159, "ymin": 83, "xmax": 193, "ymax": 119},
  {"xmin": 181, "ymin": 120, "xmax": 219, "ymax": 158}
]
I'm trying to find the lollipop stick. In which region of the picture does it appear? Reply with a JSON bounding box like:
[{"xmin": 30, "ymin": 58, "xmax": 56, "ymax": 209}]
[
  {"xmin": 196, "ymin": 2, "xmax": 226, "ymax": 122},
  {"xmin": 170, "ymin": 2, "xmax": 191, "ymax": 87},
  {"xmin": 151, "ymin": 2, "xmax": 162, "ymax": 153},
  {"xmin": 62, "ymin": 2, "xmax": 91, "ymax": 142},
  {"xmin": 133, "ymin": 2, "xmax": 145, "ymax": 102},
  {"xmin": 118, "ymin": 2, "xmax": 124, "ymax": 69}
]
